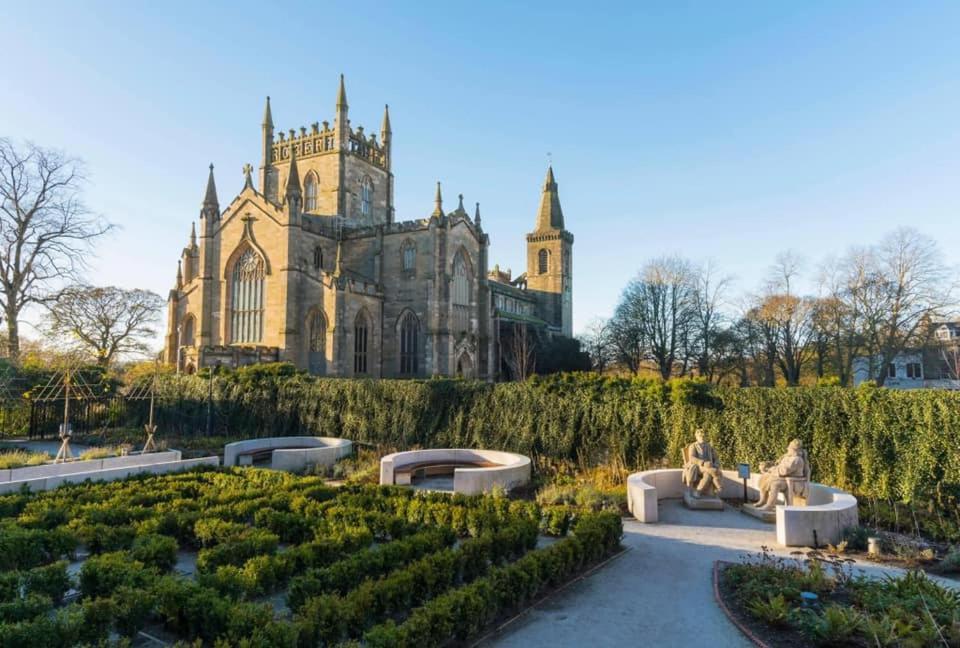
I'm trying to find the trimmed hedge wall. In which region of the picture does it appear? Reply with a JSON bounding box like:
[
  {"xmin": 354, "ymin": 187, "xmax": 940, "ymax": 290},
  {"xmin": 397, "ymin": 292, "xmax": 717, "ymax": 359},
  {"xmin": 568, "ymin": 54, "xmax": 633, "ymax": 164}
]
[{"xmin": 152, "ymin": 368, "xmax": 960, "ymax": 503}]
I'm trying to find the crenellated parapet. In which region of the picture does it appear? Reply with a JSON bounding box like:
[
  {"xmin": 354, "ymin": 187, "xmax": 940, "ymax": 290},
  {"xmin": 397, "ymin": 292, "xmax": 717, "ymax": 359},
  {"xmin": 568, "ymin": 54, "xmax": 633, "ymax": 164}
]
[{"xmin": 270, "ymin": 120, "xmax": 388, "ymax": 170}]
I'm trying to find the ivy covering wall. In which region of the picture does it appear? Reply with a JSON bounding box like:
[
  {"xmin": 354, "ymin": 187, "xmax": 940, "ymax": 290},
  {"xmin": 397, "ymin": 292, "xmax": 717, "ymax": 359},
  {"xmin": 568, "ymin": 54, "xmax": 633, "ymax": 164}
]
[{"xmin": 152, "ymin": 366, "xmax": 960, "ymax": 503}]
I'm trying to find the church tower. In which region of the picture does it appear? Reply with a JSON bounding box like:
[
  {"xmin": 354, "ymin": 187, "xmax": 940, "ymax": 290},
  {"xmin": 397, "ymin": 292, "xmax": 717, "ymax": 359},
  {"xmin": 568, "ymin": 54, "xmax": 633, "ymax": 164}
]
[{"xmin": 526, "ymin": 166, "xmax": 573, "ymax": 336}]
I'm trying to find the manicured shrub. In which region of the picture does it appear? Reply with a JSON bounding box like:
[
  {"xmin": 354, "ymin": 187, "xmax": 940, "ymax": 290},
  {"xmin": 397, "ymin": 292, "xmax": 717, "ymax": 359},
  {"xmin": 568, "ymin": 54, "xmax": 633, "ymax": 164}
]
[
  {"xmin": 79, "ymin": 551, "xmax": 155, "ymax": 598},
  {"xmin": 131, "ymin": 533, "xmax": 178, "ymax": 572}
]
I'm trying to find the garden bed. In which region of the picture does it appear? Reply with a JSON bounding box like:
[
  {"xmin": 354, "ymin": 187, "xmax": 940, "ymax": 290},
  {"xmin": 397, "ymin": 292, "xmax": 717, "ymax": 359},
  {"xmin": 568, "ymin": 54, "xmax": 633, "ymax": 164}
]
[
  {"xmin": 0, "ymin": 466, "xmax": 622, "ymax": 646},
  {"xmin": 716, "ymin": 550, "xmax": 960, "ymax": 647}
]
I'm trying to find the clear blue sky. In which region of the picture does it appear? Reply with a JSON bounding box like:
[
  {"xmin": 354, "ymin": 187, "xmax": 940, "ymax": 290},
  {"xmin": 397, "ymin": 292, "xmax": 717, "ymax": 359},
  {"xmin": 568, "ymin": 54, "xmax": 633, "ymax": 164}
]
[{"xmin": 2, "ymin": 1, "xmax": 958, "ymax": 339}]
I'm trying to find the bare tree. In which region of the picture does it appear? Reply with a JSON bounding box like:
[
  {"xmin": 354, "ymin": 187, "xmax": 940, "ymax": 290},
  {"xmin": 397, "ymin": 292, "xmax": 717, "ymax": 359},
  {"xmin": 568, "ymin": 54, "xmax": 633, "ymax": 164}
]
[
  {"xmin": 44, "ymin": 285, "xmax": 163, "ymax": 367},
  {"xmin": 612, "ymin": 256, "xmax": 696, "ymax": 379},
  {"xmin": 0, "ymin": 139, "xmax": 112, "ymax": 360},
  {"xmin": 504, "ymin": 322, "xmax": 536, "ymax": 380},
  {"xmin": 751, "ymin": 252, "xmax": 818, "ymax": 385},
  {"xmin": 690, "ymin": 260, "xmax": 732, "ymax": 382},
  {"xmin": 840, "ymin": 229, "xmax": 954, "ymax": 385},
  {"xmin": 579, "ymin": 317, "xmax": 615, "ymax": 373}
]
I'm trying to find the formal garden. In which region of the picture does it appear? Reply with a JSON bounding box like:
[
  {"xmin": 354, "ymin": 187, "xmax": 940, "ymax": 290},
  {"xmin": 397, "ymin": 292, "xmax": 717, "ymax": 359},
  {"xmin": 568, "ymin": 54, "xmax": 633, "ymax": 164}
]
[
  {"xmin": 0, "ymin": 466, "xmax": 621, "ymax": 646},
  {"xmin": 2, "ymin": 364, "xmax": 960, "ymax": 646}
]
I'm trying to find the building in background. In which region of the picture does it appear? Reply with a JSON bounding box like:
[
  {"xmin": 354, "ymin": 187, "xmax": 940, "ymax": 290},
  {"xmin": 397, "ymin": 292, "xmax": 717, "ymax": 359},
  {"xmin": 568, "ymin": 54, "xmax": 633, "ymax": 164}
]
[
  {"xmin": 852, "ymin": 320, "xmax": 960, "ymax": 389},
  {"xmin": 164, "ymin": 77, "xmax": 573, "ymax": 379}
]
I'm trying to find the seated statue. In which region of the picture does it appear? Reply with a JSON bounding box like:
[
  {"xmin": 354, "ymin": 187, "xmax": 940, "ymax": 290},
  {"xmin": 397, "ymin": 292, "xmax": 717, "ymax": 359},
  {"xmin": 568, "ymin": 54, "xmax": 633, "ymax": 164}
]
[
  {"xmin": 682, "ymin": 429, "xmax": 723, "ymax": 499},
  {"xmin": 754, "ymin": 439, "xmax": 810, "ymax": 510}
]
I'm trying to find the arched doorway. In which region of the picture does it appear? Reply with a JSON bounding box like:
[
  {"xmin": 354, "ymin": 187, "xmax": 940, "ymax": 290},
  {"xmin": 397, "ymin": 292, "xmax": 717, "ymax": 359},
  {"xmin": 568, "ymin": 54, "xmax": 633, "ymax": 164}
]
[{"xmin": 456, "ymin": 352, "xmax": 474, "ymax": 378}]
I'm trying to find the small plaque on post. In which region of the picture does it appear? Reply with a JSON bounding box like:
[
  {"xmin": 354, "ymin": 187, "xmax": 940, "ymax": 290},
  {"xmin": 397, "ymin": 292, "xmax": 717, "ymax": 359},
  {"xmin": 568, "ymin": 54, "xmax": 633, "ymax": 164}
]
[{"xmin": 737, "ymin": 463, "xmax": 750, "ymax": 479}]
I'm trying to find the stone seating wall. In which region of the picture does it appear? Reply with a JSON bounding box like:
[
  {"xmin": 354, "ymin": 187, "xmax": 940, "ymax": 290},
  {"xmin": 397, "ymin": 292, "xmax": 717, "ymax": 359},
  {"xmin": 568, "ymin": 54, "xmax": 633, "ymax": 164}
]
[{"xmin": 379, "ymin": 449, "xmax": 531, "ymax": 495}]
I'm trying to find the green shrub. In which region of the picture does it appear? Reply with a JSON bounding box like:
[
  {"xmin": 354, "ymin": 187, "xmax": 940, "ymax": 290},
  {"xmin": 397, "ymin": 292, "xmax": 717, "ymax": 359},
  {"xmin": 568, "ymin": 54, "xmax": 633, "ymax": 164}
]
[
  {"xmin": 79, "ymin": 551, "xmax": 155, "ymax": 598},
  {"xmin": 131, "ymin": 533, "xmax": 178, "ymax": 572}
]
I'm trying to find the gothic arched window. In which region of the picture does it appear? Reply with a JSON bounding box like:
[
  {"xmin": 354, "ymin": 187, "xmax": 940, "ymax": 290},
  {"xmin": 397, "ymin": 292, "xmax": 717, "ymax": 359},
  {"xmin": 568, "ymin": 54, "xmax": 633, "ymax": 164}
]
[
  {"xmin": 181, "ymin": 315, "xmax": 195, "ymax": 347},
  {"xmin": 313, "ymin": 246, "xmax": 323, "ymax": 270},
  {"xmin": 399, "ymin": 311, "xmax": 419, "ymax": 375},
  {"xmin": 360, "ymin": 177, "xmax": 373, "ymax": 217},
  {"xmin": 230, "ymin": 248, "xmax": 265, "ymax": 344},
  {"xmin": 538, "ymin": 248, "xmax": 549, "ymax": 274},
  {"xmin": 401, "ymin": 239, "xmax": 416, "ymax": 273},
  {"xmin": 304, "ymin": 173, "xmax": 318, "ymax": 212},
  {"xmin": 452, "ymin": 250, "xmax": 471, "ymax": 334},
  {"xmin": 354, "ymin": 311, "xmax": 369, "ymax": 374},
  {"xmin": 309, "ymin": 310, "xmax": 326, "ymax": 353}
]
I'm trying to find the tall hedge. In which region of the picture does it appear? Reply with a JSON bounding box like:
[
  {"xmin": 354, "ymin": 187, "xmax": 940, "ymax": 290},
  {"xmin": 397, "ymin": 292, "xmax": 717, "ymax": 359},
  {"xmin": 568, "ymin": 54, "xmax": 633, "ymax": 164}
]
[{"xmin": 151, "ymin": 367, "xmax": 960, "ymax": 503}]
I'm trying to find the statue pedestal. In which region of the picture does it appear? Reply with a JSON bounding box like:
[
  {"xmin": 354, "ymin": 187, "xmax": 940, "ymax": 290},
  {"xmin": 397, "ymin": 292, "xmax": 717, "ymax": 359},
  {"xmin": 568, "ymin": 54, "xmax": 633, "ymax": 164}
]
[
  {"xmin": 741, "ymin": 503, "xmax": 776, "ymax": 523},
  {"xmin": 682, "ymin": 490, "xmax": 724, "ymax": 511}
]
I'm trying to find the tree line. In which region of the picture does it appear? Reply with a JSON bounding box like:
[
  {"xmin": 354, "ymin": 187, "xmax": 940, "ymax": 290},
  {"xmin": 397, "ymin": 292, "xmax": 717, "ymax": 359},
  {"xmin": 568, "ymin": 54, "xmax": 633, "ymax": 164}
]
[{"xmin": 581, "ymin": 229, "xmax": 956, "ymax": 386}]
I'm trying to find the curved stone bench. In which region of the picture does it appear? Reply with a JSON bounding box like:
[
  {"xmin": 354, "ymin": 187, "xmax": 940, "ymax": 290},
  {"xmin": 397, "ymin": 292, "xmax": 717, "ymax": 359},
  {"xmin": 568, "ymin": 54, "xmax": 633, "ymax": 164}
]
[
  {"xmin": 223, "ymin": 437, "xmax": 352, "ymax": 471},
  {"xmin": 776, "ymin": 483, "xmax": 859, "ymax": 547},
  {"xmin": 379, "ymin": 449, "xmax": 531, "ymax": 495},
  {"xmin": 627, "ymin": 468, "xmax": 858, "ymax": 547}
]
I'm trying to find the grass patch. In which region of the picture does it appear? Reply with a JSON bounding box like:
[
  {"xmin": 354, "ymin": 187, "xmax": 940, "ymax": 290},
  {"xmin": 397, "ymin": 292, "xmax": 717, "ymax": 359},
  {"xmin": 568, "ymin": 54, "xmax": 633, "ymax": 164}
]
[{"xmin": 0, "ymin": 450, "xmax": 49, "ymax": 469}]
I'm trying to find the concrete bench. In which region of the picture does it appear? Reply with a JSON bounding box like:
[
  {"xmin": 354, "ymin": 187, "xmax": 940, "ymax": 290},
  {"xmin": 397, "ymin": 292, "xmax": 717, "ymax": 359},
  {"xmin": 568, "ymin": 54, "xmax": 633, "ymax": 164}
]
[
  {"xmin": 223, "ymin": 437, "xmax": 352, "ymax": 471},
  {"xmin": 380, "ymin": 449, "xmax": 531, "ymax": 495},
  {"xmin": 393, "ymin": 461, "xmax": 499, "ymax": 485}
]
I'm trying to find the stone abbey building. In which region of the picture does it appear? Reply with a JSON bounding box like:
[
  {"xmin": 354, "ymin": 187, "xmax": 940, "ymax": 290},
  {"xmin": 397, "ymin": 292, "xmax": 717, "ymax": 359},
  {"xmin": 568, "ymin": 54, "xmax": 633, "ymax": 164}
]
[{"xmin": 164, "ymin": 76, "xmax": 573, "ymax": 379}]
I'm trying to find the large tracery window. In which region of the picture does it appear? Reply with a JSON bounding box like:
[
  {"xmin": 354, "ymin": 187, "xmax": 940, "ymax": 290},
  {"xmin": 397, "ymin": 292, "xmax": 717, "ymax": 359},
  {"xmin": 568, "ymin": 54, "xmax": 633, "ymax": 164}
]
[
  {"xmin": 231, "ymin": 248, "xmax": 265, "ymax": 344},
  {"xmin": 304, "ymin": 173, "xmax": 318, "ymax": 212},
  {"xmin": 360, "ymin": 177, "xmax": 373, "ymax": 218},
  {"xmin": 399, "ymin": 312, "xmax": 419, "ymax": 375},
  {"xmin": 452, "ymin": 250, "xmax": 471, "ymax": 334},
  {"xmin": 354, "ymin": 312, "xmax": 369, "ymax": 374}
]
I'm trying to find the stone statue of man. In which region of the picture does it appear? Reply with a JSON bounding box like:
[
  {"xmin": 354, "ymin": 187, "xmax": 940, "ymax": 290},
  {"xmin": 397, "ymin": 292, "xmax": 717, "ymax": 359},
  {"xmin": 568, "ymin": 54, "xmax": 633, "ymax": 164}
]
[
  {"xmin": 754, "ymin": 439, "xmax": 809, "ymax": 510},
  {"xmin": 682, "ymin": 429, "xmax": 723, "ymax": 498}
]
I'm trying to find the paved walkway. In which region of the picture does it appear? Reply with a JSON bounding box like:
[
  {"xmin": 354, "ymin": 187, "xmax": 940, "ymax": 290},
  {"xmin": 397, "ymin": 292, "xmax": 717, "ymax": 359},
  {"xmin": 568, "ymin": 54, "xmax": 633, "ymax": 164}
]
[{"xmin": 484, "ymin": 500, "xmax": 959, "ymax": 648}]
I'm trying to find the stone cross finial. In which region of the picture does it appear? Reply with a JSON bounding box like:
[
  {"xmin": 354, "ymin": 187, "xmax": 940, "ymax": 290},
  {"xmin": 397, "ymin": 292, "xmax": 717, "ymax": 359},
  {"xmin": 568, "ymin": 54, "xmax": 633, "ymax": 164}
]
[{"xmin": 242, "ymin": 163, "xmax": 254, "ymax": 189}]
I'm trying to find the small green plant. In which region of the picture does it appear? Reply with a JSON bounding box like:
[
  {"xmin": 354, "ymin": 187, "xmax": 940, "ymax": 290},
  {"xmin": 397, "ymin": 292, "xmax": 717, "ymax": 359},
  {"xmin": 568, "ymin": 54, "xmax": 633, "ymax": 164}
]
[
  {"xmin": 747, "ymin": 594, "xmax": 791, "ymax": 627},
  {"xmin": 806, "ymin": 605, "xmax": 864, "ymax": 645}
]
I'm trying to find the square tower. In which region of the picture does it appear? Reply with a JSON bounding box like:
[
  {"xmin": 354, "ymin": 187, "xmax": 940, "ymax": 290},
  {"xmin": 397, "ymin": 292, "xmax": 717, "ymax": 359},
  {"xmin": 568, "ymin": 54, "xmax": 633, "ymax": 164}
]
[{"xmin": 525, "ymin": 166, "xmax": 573, "ymax": 336}]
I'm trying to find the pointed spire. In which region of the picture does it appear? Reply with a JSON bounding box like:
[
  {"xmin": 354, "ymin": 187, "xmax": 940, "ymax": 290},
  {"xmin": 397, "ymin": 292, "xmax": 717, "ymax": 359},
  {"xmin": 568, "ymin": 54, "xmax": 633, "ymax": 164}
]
[
  {"xmin": 176, "ymin": 260, "xmax": 183, "ymax": 288},
  {"xmin": 189, "ymin": 222, "xmax": 196, "ymax": 247},
  {"xmin": 285, "ymin": 147, "xmax": 301, "ymax": 199},
  {"xmin": 336, "ymin": 74, "xmax": 348, "ymax": 110},
  {"xmin": 380, "ymin": 104, "xmax": 392, "ymax": 139},
  {"xmin": 262, "ymin": 96, "xmax": 273, "ymax": 129},
  {"xmin": 243, "ymin": 163, "xmax": 254, "ymax": 190},
  {"xmin": 535, "ymin": 165, "xmax": 564, "ymax": 230},
  {"xmin": 202, "ymin": 164, "xmax": 219, "ymax": 209},
  {"xmin": 474, "ymin": 202, "xmax": 481, "ymax": 228},
  {"xmin": 432, "ymin": 181, "xmax": 444, "ymax": 218}
]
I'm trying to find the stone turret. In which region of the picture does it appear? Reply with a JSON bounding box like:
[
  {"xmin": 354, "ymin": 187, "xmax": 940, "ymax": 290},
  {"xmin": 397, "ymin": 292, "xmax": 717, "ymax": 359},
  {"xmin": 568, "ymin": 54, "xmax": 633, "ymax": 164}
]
[
  {"xmin": 431, "ymin": 181, "xmax": 444, "ymax": 218},
  {"xmin": 260, "ymin": 97, "xmax": 274, "ymax": 197},
  {"xmin": 335, "ymin": 74, "xmax": 349, "ymax": 149},
  {"xmin": 201, "ymin": 164, "xmax": 219, "ymax": 227},
  {"xmin": 285, "ymin": 146, "xmax": 302, "ymax": 219}
]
